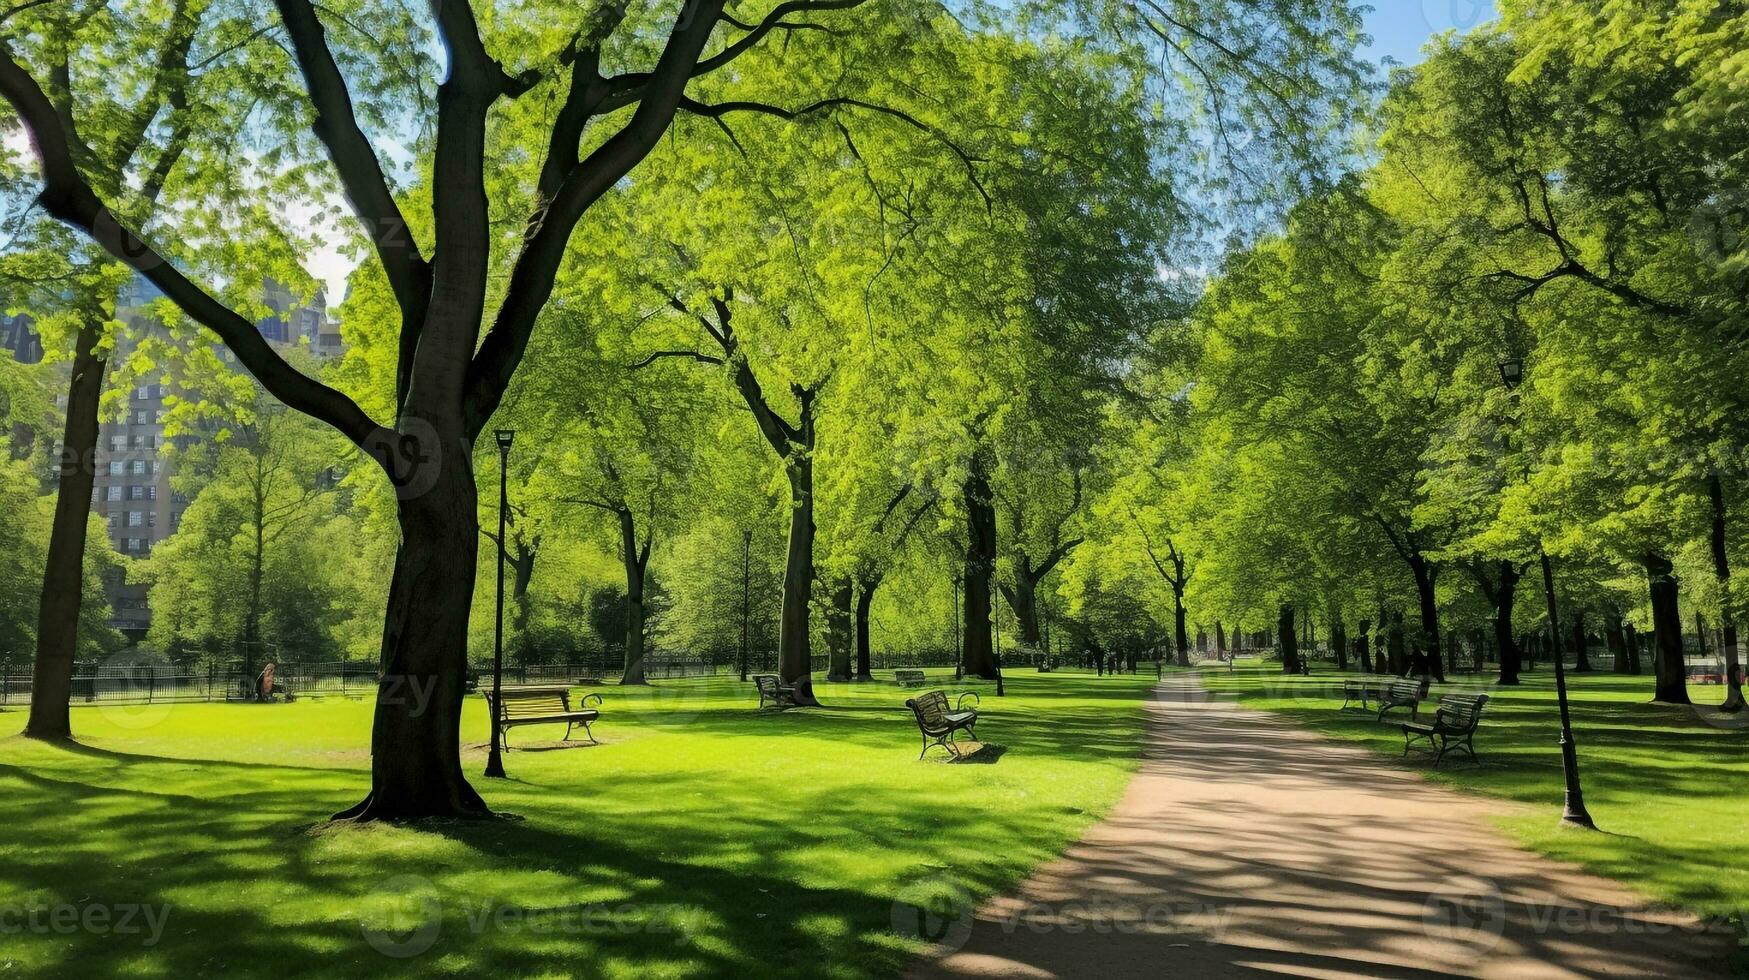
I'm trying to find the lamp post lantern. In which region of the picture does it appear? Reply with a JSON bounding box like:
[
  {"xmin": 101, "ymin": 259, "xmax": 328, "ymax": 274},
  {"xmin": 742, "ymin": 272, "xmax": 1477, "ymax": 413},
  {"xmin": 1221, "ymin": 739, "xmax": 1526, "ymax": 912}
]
[
  {"xmin": 485, "ymin": 428, "xmax": 514, "ymax": 779},
  {"xmin": 1499, "ymin": 361, "xmax": 1595, "ymax": 829}
]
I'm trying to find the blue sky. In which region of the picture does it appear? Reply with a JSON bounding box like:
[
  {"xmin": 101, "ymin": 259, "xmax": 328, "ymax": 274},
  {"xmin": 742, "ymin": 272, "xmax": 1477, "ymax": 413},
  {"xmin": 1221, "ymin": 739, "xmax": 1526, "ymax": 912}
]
[{"xmin": 1361, "ymin": 1, "xmax": 1496, "ymax": 66}]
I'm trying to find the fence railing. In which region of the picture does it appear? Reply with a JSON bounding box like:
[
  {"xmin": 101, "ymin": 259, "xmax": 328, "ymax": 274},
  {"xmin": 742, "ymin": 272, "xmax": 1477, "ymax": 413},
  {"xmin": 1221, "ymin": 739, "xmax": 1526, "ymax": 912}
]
[{"xmin": 0, "ymin": 644, "xmax": 1183, "ymax": 707}]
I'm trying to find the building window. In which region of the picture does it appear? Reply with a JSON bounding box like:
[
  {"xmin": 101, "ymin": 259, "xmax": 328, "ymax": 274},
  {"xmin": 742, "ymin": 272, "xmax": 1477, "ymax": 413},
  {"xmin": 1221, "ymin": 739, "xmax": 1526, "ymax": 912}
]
[
  {"xmin": 147, "ymin": 486, "xmax": 157, "ymax": 501},
  {"xmin": 126, "ymin": 511, "xmax": 143, "ymax": 527},
  {"xmin": 128, "ymin": 486, "xmax": 144, "ymax": 500},
  {"xmin": 146, "ymin": 513, "xmax": 156, "ymax": 528},
  {"xmin": 108, "ymin": 461, "xmax": 123, "ymax": 476},
  {"xmin": 131, "ymin": 460, "xmax": 146, "ymax": 475},
  {"xmin": 108, "ymin": 514, "xmax": 119, "ymax": 531},
  {"xmin": 111, "ymin": 436, "xmax": 126, "ymax": 451},
  {"xmin": 106, "ymin": 486, "xmax": 121, "ymax": 502},
  {"xmin": 126, "ymin": 538, "xmax": 143, "ymax": 553},
  {"xmin": 131, "ymin": 435, "xmax": 145, "ymax": 449},
  {"xmin": 134, "ymin": 386, "xmax": 148, "ymax": 400}
]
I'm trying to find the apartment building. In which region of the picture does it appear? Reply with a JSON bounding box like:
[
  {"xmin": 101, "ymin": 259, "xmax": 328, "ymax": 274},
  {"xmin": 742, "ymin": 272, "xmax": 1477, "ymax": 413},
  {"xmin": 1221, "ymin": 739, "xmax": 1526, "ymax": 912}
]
[{"xmin": 9, "ymin": 277, "xmax": 342, "ymax": 640}]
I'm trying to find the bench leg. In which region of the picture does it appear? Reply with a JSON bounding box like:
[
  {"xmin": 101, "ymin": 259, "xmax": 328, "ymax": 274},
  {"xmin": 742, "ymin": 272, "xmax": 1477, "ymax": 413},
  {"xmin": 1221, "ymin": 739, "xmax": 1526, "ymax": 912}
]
[{"xmin": 581, "ymin": 720, "xmax": 598, "ymax": 745}]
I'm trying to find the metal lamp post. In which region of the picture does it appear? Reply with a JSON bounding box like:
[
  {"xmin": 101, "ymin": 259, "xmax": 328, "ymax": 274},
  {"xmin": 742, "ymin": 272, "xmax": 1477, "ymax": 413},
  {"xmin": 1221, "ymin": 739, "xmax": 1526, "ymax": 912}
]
[
  {"xmin": 484, "ymin": 428, "xmax": 514, "ymax": 779},
  {"xmin": 1499, "ymin": 360, "xmax": 1595, "ymax": 829},
  {"xmin": 739, "ymin": 528, "xmax": 751, "ymax": 681}
]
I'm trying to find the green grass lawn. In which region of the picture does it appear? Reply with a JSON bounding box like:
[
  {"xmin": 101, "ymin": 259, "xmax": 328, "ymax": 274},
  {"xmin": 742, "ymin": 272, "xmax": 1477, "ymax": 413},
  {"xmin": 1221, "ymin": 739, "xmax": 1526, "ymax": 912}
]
[
  {"xmin": 1199, "ymin": 660, "xmax": 1749, "ymax": 939},
  {"xmin": 0, "ymin": 670, "xmax": 1156, "ymax": 978}
]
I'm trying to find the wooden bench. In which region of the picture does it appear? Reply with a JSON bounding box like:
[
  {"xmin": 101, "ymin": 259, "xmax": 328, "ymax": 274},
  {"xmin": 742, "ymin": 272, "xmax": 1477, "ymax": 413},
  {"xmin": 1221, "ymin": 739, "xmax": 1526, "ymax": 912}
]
[
  {"xmin": 753, "ymin": 674, "xmax": 797, "ymax": 710},
  {"xmin": 484, "ymin": 685, "xmax": 602, "ymax": 747},
  {"xmin": 893, "ymin": 669, "xmax": 928, "ymax": 688},
  {"xmin": 1375, "ymin": 678, "xmax": 1427, "ymax": 721},
  {"xmin": 905, "ymin": 690, "xmax": 980, "ymax": 759},
  {"xmin": 1403, "ymin": 693, "xmax": 1489, "ymax": 766},
  {"xmin": 1341, "ymin": 676, "xmax": 1392, "ymax": 711}
]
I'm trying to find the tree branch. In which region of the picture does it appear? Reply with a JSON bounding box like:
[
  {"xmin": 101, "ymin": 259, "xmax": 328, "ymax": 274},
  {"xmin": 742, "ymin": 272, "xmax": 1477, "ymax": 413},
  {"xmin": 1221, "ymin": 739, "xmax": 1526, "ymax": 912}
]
[
  {"xmin": 676, "ymin": 95, "xmax": 990, "ymax": 209},
  {"xmin": 628, "ymin": 349, "xmax": 724, "ymax": 370},
  {"xmin": 0, "ymin": 42, "xmax": 381, "ymax": 448},
  {"xmin": 272, "ymin": 0, "xmax": 429, "ymax": 318},
  {"xmin": 462, "ymin": 0, "xmax": 729, "ymax": 437}
]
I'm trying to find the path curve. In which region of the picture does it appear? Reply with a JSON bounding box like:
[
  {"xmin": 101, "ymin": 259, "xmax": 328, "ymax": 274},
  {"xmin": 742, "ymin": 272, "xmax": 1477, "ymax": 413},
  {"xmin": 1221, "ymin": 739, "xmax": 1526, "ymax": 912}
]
[{"xmin": 909, "ymin": 675, "xmax": 1736, "ymax": 979}]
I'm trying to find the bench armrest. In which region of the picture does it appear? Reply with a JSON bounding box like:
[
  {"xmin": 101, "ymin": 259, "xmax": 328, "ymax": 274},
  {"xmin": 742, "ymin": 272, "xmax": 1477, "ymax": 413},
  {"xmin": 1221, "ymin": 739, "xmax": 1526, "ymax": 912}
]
[
  {"xmin": 956, "ymin": 692, "xmax": 980, "ymax": 710},
  {"xmin": 579, "ymin": 692, "xmax": 604, "ymax": 708}
]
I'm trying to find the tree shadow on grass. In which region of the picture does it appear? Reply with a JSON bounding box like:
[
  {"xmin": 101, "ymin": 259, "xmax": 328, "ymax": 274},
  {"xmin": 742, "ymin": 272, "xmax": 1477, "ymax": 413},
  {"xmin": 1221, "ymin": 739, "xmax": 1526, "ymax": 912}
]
[{"xmin": 0, "ymin": 674, "xmax": 1157, "ymax": 978}]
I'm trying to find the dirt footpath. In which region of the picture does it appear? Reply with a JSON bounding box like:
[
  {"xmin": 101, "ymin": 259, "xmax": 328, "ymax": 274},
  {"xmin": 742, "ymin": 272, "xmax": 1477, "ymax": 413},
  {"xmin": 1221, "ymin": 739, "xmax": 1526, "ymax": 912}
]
[{"xmin": 908, "ymin": 675, "xmax": 1737, "ymax": 979}]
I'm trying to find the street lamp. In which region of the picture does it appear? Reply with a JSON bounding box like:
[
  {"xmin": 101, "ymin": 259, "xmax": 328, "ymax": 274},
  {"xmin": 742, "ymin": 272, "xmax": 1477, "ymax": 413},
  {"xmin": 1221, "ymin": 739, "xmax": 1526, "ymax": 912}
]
[
  {"xmin": 1499, "ymin": 361, "xmax": 1595, "ymax": 829},
  {"xmin": 484, "ymin": 428, "xmax": 514, "ymax": 779},
  {"xmin": 1498, "ymin": 357, "xmax": 1524, "ymax": 389}
]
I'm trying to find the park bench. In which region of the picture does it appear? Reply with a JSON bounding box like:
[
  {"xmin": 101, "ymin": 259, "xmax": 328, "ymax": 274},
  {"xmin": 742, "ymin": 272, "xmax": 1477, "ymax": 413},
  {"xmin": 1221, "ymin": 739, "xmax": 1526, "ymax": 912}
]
[
  {"xmin": 753, "ymin": 674, "xmax": 797, "ymax": 710},
  {"xmin": 893, "ymin": 669, "xmax": 928, "ymax": 688},
  {"xmin": 1375, "ymin": 678, "xmax": 1427, "ymax": 721},
  {"xmin": 484, "ymin": 685, "xmax": 602, "ymax": 747},
  {"xmin": 904, "ymin": 690, "xmax": 980, "ymax": 759},
  {"xmin": 1341, "ymin": 677, "xmax": 1393, "ymax": 711},
  {"xmin": 1402, "ymin": 693, "xmax": 1489, "ymax": 767}
]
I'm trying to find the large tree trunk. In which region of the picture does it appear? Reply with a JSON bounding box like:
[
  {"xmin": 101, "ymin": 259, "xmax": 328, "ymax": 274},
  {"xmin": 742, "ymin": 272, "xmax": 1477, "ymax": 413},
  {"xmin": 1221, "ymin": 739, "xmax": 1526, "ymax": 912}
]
[
  {"xmin": 1407, "ymin": 551, "xmax": 1444, "ymax": 681},
  {"xmin": 1387, "ymin": 611, "xmax": 1407, "ymax": 676},
  {"xmin": 825, "ymin": 578, "xmax": 852, "ymax": 681},
  {"xmin": 618, "ymin": 509, "xmax": 649, "ymax": 686},
  {"xmin": 1003, "ymin": 572, "xmax": 1041, "ymax": 647},
  {"xmin": 1488, "ymin": 562, "xmax": 1523, "ymax": 686},
  {"xmin": 335, "ymin": 452, "xmax": 486, "ymax": 822},
  {"xmin": 1570, "ymin": 609, "xmax": 1592, "ymax": 672},
  {"xmin": 853, "ymin": 576, "xmax": 878, "ymax": 680},
  {"xmin": 1278, "ymin": 605, "xmax": 1300, "ymax": 674},
  {"xmin": 1604, "ymin": 608, "xmax": 1629, "ymax": 673},
  {"xmin": 1624, "ymin": 624, "xmax": 1644, "ymax": 675},
  {"xmin": 244, "ymin": 474, "xmax": 266, "ymax": 698},
  {"xmin": 1707, "ymin": 473, "xmax": 1745, "ymax": 711},
  {"xmin": 1356, "ymin": 618, "xmax": 1373, "ymax": 673},
  {"xmin": 1214, "ymin": 621, "xmax": 1226, "ymax": 658},
  {"xmin": 26, "ymin": 315, "xmax": 104, "ymax": 740},
  {"xmin": 1172, "ymin": 586, "xmax": 1190, "ymax": 667},
  {"xmin": 1644, "ymin": 553, "xmax": 1690, "ymax": 705},
  {"xmin": 962, "ymin": 461, "xmax": 999, "ymax": 679},
  {"xmin": 778, "ymin": 463, "xmax": 820, "ymax": 704},
  {"xmin": 509, "ymin": 537, "xmax": 536, "ymax": 666},
  {"xmin": 1331, "ymin": 609, "xmax": 1348, "ymax": 671}
]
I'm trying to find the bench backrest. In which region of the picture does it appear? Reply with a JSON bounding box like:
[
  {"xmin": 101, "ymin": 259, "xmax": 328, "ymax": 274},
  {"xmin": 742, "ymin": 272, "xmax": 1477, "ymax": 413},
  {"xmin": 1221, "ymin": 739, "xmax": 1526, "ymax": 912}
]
[
  {"xmin": 1387, "ymin": 679, "xmax": 1424, "ymax": 700},
  {"xmin": 753, "ymin": 674, "xmax": 782, "ymax": 696},
  {"xmin": 487, "ymin": 687, "xmax": 572, "ymax": 719},
  {"xmin": 907, "ymin": 690, "xmax": 950, "ymax": 729},
  {"xmin": 1435, "ymin": 694, "xmax": 1488, "ymax": 732}
]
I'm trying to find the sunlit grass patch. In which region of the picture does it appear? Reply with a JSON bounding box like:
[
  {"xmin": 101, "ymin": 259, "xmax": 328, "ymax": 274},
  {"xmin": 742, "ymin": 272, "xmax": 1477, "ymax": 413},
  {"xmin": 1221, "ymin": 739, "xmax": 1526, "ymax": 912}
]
[{"xmin": 0, "ymin": 669, "xmax": 1155, "ymax": 977}]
